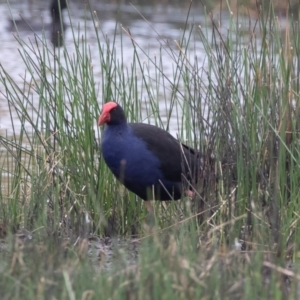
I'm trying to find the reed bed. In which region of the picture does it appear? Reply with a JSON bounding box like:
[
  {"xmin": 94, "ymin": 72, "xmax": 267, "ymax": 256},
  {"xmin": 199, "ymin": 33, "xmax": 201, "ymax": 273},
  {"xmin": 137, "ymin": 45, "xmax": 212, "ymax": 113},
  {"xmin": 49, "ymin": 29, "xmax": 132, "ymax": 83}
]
[{"xmin": 1, "ymin": 1, "xmax": 300, "ymax": 299}]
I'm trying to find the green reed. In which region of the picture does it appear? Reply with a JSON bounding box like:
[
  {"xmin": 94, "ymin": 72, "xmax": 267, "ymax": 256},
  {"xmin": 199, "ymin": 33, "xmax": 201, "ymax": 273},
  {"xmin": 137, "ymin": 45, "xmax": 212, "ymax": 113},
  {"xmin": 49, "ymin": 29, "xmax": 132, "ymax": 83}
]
[{"xmin": 0, "ymin": 1, "xmax": 300, "ymax": 299}]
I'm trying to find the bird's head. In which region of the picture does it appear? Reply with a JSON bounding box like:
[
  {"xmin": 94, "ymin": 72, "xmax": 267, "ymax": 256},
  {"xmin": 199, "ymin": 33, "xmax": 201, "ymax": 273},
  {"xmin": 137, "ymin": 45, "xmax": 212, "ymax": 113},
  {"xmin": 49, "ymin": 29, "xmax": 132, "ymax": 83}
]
[{"xmin": 98, "ymin": 102, "xmax": 127, "ymax": 126}]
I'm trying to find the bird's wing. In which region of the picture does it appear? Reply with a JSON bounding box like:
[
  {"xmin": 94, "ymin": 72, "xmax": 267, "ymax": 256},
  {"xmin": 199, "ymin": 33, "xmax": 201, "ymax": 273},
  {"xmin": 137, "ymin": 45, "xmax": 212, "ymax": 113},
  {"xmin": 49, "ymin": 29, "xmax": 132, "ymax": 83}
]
[{"xmin": 130, "ymin": 123, "xmax": 198, "ymax": 182}]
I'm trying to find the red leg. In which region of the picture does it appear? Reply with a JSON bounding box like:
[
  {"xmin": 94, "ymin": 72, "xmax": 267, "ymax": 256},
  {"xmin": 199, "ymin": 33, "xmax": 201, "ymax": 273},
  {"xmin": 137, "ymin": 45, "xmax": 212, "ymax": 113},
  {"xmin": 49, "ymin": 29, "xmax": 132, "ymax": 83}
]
[
  {"xmin": 185, "ymin": 190, "xmax": 194, "ymax": 198},
  {"xmin": 144, "ymin": 200, "xmax": 153, "ymax": 212}
]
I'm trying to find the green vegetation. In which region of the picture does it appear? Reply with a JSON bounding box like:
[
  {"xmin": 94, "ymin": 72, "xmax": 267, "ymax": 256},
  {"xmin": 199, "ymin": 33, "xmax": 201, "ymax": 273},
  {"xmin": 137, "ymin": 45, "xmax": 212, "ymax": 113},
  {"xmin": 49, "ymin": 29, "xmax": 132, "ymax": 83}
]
[{"xmin": 1, "ymin": 1, "xmax": 300, "ymax": 299}]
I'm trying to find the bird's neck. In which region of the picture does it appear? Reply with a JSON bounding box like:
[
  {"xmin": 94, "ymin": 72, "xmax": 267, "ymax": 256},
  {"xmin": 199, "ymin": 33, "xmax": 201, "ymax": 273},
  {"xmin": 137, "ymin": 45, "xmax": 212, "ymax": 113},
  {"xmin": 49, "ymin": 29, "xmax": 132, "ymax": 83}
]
[
  {"xmin": 105, "ymin": 121, "xmax": 129, "ymax": 133},
  {"xmin": 51, "ymin": 11, "xmax": 62, "ymax": 23}
]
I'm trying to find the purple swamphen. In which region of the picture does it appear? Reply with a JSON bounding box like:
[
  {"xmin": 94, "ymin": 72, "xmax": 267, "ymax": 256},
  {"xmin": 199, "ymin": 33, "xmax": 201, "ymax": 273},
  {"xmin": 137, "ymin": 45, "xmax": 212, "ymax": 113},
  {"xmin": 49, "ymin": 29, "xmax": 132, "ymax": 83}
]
[{"xmin": 98, "ymin": 102, "xmax": 201, "ymax": 211}]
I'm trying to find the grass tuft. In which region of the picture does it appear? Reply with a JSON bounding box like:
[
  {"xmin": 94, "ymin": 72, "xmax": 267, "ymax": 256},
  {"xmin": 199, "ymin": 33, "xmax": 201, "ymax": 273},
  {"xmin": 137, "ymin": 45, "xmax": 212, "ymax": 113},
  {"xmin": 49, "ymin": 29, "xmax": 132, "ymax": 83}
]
[{"xmin": 1, "ymin": 1, "xmax": 300, "ymax": 298}]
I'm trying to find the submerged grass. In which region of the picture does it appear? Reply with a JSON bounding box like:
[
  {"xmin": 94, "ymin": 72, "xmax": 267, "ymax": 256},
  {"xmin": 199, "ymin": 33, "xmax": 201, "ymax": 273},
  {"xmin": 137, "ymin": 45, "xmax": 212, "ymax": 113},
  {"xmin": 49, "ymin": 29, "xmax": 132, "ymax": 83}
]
[{"xmin": 1, "ymin": 0, "xmax": 300, "ymax": 298}]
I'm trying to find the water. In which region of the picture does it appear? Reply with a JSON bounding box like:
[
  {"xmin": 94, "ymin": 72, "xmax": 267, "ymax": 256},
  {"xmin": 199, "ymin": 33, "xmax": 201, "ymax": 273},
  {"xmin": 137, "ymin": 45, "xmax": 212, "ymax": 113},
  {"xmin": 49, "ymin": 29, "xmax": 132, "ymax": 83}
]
[{"xmin": 0, "ymin": 0, "xmax": 213, "ymax": 136}]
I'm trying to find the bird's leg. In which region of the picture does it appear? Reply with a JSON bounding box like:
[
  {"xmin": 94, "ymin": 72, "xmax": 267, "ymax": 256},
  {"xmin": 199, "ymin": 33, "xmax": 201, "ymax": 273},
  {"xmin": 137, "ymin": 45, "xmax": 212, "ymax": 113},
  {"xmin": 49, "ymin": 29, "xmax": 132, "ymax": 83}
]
[
  {"xmin": 185, "ymin": 190, "xmax": 194, "ymax": 198},
  {"xmin": 144, "ymin": 200, "xmax": 153, "ymax": 213},
  {"xmin": 143, "ymin": 200, "xmax": 156, "ymax": 229}
]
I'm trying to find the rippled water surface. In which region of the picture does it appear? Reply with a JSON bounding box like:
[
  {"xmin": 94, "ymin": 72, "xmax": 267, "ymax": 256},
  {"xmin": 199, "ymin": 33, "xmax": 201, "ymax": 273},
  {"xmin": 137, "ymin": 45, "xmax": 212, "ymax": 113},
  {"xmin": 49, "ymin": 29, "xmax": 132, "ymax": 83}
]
[{"xmin": 0, "ymin": 0, "xmax": 216, "ymax": 136}]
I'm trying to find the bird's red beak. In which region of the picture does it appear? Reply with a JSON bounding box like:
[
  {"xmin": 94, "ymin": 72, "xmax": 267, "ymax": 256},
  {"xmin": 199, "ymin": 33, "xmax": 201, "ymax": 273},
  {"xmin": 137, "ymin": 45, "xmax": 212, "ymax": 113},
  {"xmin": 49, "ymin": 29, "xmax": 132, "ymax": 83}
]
[
  {"xmin": 98, "ymin": 111, "xmax": 110, "ymax": 126},
  {"xmin": 98, "ymin": 102, "xmax": 118, "ymax": 126}
]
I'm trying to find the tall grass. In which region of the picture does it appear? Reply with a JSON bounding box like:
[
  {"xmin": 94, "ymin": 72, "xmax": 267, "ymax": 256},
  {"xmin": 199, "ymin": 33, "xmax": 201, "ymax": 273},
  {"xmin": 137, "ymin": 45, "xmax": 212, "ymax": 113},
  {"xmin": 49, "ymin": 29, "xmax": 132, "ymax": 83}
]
[{"xmin": 1, "ymin": 1, "xmax": 300, "ymax": 298}]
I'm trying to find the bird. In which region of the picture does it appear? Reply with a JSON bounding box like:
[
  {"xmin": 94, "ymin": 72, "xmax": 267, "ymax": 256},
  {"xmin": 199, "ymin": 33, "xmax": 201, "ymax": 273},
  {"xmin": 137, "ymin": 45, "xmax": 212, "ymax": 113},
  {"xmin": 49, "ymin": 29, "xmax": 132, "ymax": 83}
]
[
  {"xmin": 49, "ymin": 0, "xmax": 67, "ymax": 47},
  {"xmin": 98, "ymin": 101, "xmax": 201, "ymax": 211},
  {"xmin": 7, "ymin": 0, "xmax": 67, "ymax": 47}
]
